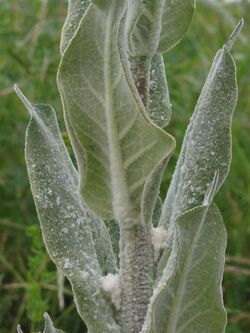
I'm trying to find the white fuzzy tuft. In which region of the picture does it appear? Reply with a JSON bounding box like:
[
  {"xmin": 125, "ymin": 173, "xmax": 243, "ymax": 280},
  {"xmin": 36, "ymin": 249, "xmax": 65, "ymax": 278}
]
[
  {"xmin": 100, "ymin": 273, "xmax": 121, "ymax": 310},
  {"xmin": 151, "ymin": 227, "xmax": 168, "ymax": 261}
]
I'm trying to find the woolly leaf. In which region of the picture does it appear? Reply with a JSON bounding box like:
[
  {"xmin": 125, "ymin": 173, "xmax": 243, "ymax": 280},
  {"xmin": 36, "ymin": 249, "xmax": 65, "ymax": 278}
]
[
  {"xmin": 91, "ymin": 215, "xmax": 118, "ymax": 275},
  {"xmin": 143, "ymin": 21, "xmax": 243, "ymax": 333},
  {"xmin": 125, "ymin": 0, "xmax": 195, "ymax": 56},
  {"xmin": 159, "ymin": 20, "xmax": 242, "ymax": 241},
  {"xmin": 43, "ymin": 313, "xmax": 65, "ymax": 333},
  {"xmin": 144, "ymin": 203, "xmax": 227, "ymax": 333},
  {"xmin": 15, "ymin": 86, "xmax": 119, "ymax": 333},
  {"xmin": 144, "ymin": 173, "xmax": 227, "ymax": 333},
  {"xmin": 158, "ymin": 0, "xmax": 195, "ymax": 53},
  {"xmin": 148, "ymin": 53, "xmax": 171, "ymax": 127},
  {"xmin": 152, "ymin": 196, "xmax": 162, "ymax": 227},
  {"xmin": 60, "ymin": 0, "xmax": 89, "ymax": 54},
  {"xmin": 105, "ymin": 220, "xmax": 120, "ymax": 259},
  {"xmin": 17, "ymin": 313, "xmax": 65, "ymax": 333},
  {"xmin": 58, "ymin": 1, "xmax": 175, "ymax": 222}
]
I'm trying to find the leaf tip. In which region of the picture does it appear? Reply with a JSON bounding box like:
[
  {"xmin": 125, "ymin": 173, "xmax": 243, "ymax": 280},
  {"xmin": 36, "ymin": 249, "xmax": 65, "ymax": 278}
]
[
  {"xmin": 44, "ymin": 311, "xmax": 51, "ymax": 322},
  {"xmin": 44, "ymin": 312, "xmax": 54, "ymax": 330},
  {"xmin": 225, "ymin": 18, "xmax": 244, "ymax": 51},
  {"xmin": 13, "ymin": 83, "xmax": 19, "ymax": 94},
  {"xmin": 14, "ymin": 84, "xmax": 34, "ymax": 116},
  {"xmin": 16, "ymin": 324, "xmax": 23, "ymax": 333}
]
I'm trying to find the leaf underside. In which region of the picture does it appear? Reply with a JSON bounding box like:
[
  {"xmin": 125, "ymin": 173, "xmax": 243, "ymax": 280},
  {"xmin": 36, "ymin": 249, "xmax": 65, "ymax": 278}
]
[
  {"xmin": 144, "ymin": 21, "xmax": 242, "ymax": 333},
  {"xmin": 159, "ymin": 44, "xmax": 238, "ymax": 242},
  {"xmin": 126, "ymin": 0, "xmax": 195, "ymax": 56},
  {"xmin": 148, "ymin": 53, "xmax": 172, "ymax": 128},
  {"xmin": 58, "ymin": 1, "xmax": 175, "ymax": 221},
  {"xmin": 60, "ymin": 0, "xmax": 90, "ymax": 54},
  {"xmin": 15, "ymin": 86, "xmax": 119, "ymax": 333},
  {"xmin": 145, "ymin": 204, "xmax": 227, "ymax": 333}
]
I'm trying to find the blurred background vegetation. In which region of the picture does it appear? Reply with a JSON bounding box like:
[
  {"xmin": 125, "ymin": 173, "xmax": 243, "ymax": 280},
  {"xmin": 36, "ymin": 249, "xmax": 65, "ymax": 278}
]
[{"xmin": 0, "ymin": 0, "xmax": 249, "ymax": 332}]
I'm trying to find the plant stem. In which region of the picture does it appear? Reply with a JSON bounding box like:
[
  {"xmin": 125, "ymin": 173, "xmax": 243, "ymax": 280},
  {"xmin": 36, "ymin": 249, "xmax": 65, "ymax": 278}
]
[
  {"xmin": 118, "ymin": 55, "xmax": 153, "ymax": 333},
  {"xmin": 129, "ymin": 56, "xmax": 152, "ymax": 109},
  {"xmin": 119, "ymin": 223, "xmax": 153, "ymax": 333}
]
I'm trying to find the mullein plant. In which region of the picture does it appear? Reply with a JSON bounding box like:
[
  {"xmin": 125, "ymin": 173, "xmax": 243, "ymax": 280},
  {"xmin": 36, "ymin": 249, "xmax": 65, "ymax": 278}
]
[{"xmin": 15, "ymin": 1, "xmax": 243, "ymax": 332}]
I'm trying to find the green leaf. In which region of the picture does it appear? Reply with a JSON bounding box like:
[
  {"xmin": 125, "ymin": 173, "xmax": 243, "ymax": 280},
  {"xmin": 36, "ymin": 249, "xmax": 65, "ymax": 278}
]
[
  {"xmin": 104, "ymin": 220, "xmax": 120, "ymax": 259},
  {"xmin": 158, "ymin": 0, "xmax": 195, "ymax": 53},
  {"xmin": 91, "ymin": 214, "xmax": 118, "ymax": 275},
  {"xmin": 125, "ymin": 0, "xmax": 195, "ymax": 57},
  {"xmin": 17, "ymin": 313, "xmax": 65, "ymax": 333},
  {"xmin": 60, "ymin": 0, "xmax": 90, "ymax": 54},
  {"xmin": 144, "ymin": 173, "xmax": 227, "ymax": 333},
  {"xmin": 159, "ymin": 20, "xmax": 242, "ymax": 238},
  {"xmin": 145, "ymin": 203, "xmax": 227, "ymax": 333},
  {"xmin": 125, "ymin": 0, "xmax": 161, "ymax": 56},
  {"xmin": 43, "ymin": 313, "xmax": 65, "ymax": 333},
  {"xmin": 145, "ymin": 21, "xmax": 243, "ymax": 333},
  {"xmin": 57, "ymin": 1, "xmax": 175, "ymax": 222},
  {"xmin": 148, "ymin": 53, "xmax": 172, "ymax": 128},
  {"xmin": 15, "ymin": 86, "xmax": 119, "ymax": 333},
  {"xmin": 152, "ymin": 196, "xmax": 162, "ymax": 227}
]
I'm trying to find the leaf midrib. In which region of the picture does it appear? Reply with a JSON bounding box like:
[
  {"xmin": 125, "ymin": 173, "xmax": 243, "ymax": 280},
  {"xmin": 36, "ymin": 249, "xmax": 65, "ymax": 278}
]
[
  {"xmin": 166, "ymin": 206, "xmax": 209, "ymax": 333},
  {"xmin": 103, "ymin": 2, "xmax": 133, "ymax": 222}
]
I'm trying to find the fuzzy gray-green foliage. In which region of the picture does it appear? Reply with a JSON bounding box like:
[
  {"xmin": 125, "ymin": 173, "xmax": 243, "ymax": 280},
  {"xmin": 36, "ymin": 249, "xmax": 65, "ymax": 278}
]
[
  {"xmin": 17, "ymin": 313, "xmax": 65, "ymax": 333},
  {"xmin": 15, "ymin": 1, "xmax": 242, "ymax": 332}
]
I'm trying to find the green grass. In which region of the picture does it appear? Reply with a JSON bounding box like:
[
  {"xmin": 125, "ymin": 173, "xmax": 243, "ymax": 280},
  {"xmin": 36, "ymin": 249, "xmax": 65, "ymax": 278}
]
[{"xmin": 0, "ymin": 1, "xmax": 249, "ymax": 332}]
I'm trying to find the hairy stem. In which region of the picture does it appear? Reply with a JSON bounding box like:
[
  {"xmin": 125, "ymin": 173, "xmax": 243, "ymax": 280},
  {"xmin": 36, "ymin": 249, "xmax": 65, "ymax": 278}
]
[
  {"xmin": 129, "ymin": 56, "xmax": 152, "ymax": 108},
  {"xmin": 119, "ymin": 223, "xmax": 153, "ymax": 333},
  {"xmin": 119, "ymin": 55, "xmax": 154, "ymax": 333}
]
